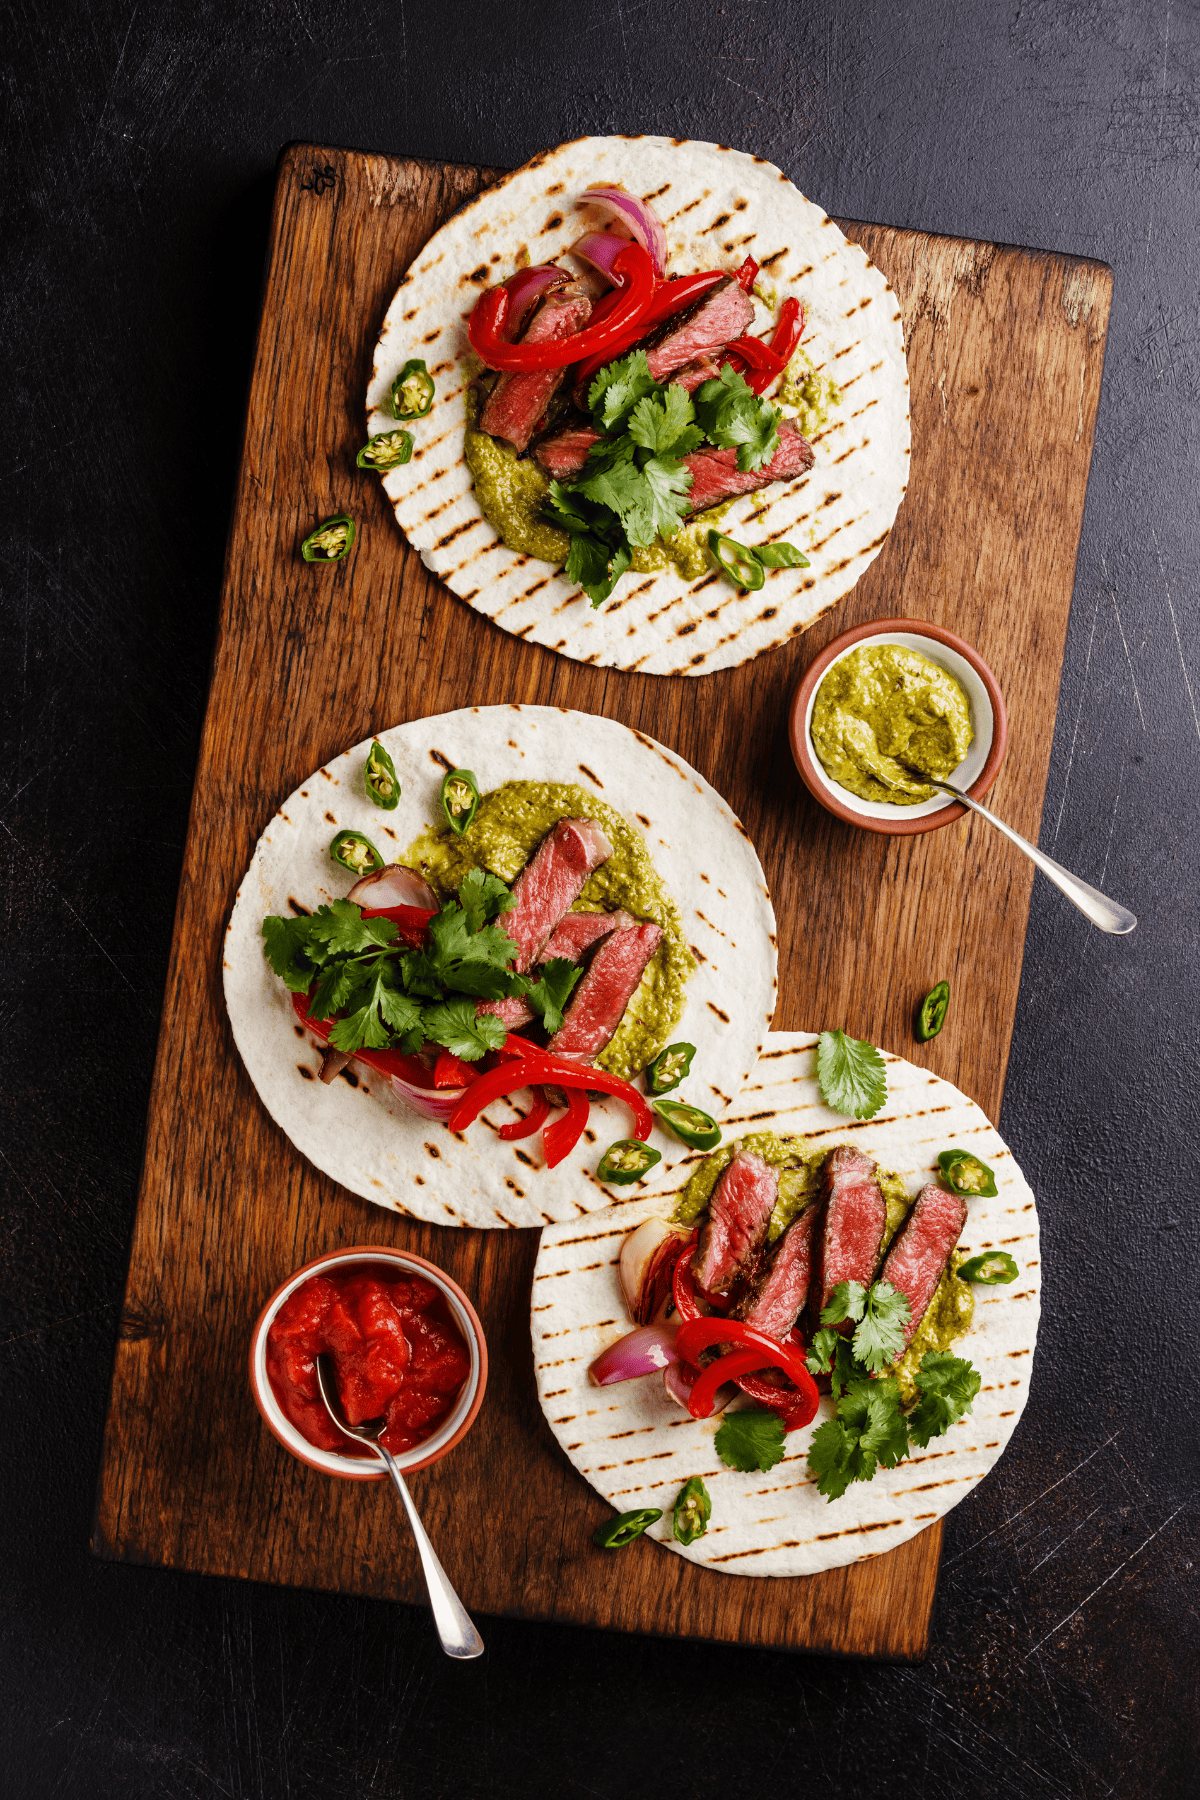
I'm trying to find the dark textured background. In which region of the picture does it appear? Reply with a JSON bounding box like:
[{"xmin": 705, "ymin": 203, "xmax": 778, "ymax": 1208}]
[{"xmin": 4, "ymin": 2, "xmax": 1198, "ymax": 1795}]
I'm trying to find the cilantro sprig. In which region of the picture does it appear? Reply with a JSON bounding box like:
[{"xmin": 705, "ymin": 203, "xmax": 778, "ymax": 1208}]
[
  {"xmin": 262, "ymin": 869, "xmax": 534, "ymax": 1061},
  {"xmin": 544, "ymin": 350, "xmax": 789, "ymax": 609},
  {"xmin": 804, "ymin": 1281, "xmax": 981, "ymax": 1502}
]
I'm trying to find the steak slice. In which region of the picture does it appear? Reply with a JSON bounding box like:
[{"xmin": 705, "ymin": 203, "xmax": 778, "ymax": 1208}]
[
  {"xmin": 878, "ymin": 1185, "xmax": 969, "ymax": 1351},
  {"xmin": 643, "ymin": 275, "xmax": 755, "ymax": 382},
  {"xmin": 546, "ymin": 921, "xmax": 663, "ymax": 1060},
  {"xmin": 694, "ymin": 1151, "xmax": 778, "ymax": 1296},
  {"xmin": 539, "ymin": 908, "xmax": 626, "ymax": 963},
  {"xmin": 503, "ymin": 818, "xmax": 613, "ymax": 974},
  {"xmin": 683, "ymin": 423, "xmax": 814, "ymax": 514},
  {"xmin": 731, "ymin": 1200, "xmax": 820, "ymax": 1340},
  {"xmin": 480, "ymin": 284, "xmax": 593, "ymax": 453},
  {"xmin": 534, "ymin": 425, "xmax": 603, "ymax": 480},
  {"xmin": 476, "ymin": 993, "xmax": 535, "ymax": 1031},
  {"xmin": 810, "ymin": 1146, "xmax": 888, "ymax": 1324},
  {"xmin": 671, "ymin": 354, "xmax": 724, "ymax": 395}
]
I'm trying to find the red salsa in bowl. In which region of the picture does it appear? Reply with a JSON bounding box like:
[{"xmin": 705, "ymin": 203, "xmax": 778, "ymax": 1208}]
[{"xmin": 250, "ymin": 1248, "xmax": 487, "ymax": 1478}]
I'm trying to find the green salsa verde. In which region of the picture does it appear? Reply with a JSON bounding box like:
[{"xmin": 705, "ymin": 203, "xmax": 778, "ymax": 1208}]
[
  {"xmin": 670, "ymin": 1133, "xmax": 974, "ymax": 1379},
  {"xmin": 776, "ymin": 349, "xmax": 841, "ymax": 439},
  {"xmin": 810, "ymin": 644, "xmax": 974, "ymax": 806},
  {"xmin": 463, "ymin": 385, "xmax": 732, "ymax": 580},
  {"xmin": 404, "ymin": 781, "xmax": 696, "ymax": 1082}
]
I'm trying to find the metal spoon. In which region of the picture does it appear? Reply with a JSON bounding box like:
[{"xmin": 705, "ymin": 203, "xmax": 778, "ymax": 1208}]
[
  {"xmin": 921, "ymin": 777, "xmax": 1137, "ymax": 936},
  {"xmin": 316, "ymin": 1353, "xmax": 484, "ymax": 1660}
]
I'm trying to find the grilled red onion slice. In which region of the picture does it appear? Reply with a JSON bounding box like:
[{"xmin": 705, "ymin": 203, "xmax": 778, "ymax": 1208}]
[
  {"xmin": 500, "ymin": 264, "xmax": 569, "ymax": 339},
  {"xmin": 347, "ymin": 863, "xmax": 438, "ymax": 911},
  {"xmin": 662, "ymin": 1359, "xmax": 739, "ymax": 1414},
  {"xmin": 589, "ymin": 1323, "xmax": 678, "ymax": 1387},
  {"xmin": 619, "ymin": 1217, "xmax": 693, "ymax": 1325},
  {"xmin": 319, "ymin": 1047, "xmax": 351, "ymax": 1085},
  {"xmin": 389, "ymin": 1070, "xmax": 465, "ymax": 1121},
  {"xmin": 569, "ymin": 230, "xmax": 636, "ymax": 287},
  {"xmin": 579, "ymin": 186, "xmax": 668, "ymax": 277}
]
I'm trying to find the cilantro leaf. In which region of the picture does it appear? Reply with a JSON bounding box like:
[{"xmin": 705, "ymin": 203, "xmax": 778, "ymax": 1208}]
[
  {"xmin": 420, "ymin": 998, "xmax": 507, "ymax": 1062},
  {"xmin": 628, "ymin": 386, "xmax": 704, "ymax": 459},
  {"xmin": 907, "ymin": 1353, "xmax": 982, "ymax": 1448},
  {"xmin": 588, "ymin": 349, "xmax": 657, "ymax": 433},
  {"xmin": 327, "ymin": 967, "xmax": 396, "ymax": 1053},
  {"xmin": 851, "ymin": 1280, "xmax": 912, "ymax": 1374},
  {"xmin": 714, "ymin": 1408, "xmax": 786, "ymax": 1473},
  {"xmin": 815, "ymin": 1029, "xmax": 888, "ymax": 1120},
  {"xmin": 807, "ymin": 1418, "xmax": 861, "ymax": 1499},
  {"xmin": 306, "ymin": 899, "xmax": 398, "ymax": 960},
  {"xmin": 637, "ymin": 456, "xmax": 694, "ymax": 541},
  {"xmin": 410, "ymin": 904, "xmax": 521, "ymax": 1000},
  {"xmin": 693, "ymin": 364, "xmax": 781, "ymax": 472},
  {"xmin": 308, "ymin": 956, "xmax": 368, "ymax": 1020},
  {"xmin": 566, "ymin": 531, "xmax": 631, "ymax": 607},
  {"xmin": 820, "ymin": 1279, "xmax": 867, "ymax": 1327},
  {"xmin": 377, "ymin": 982, "xmax": 424, "ymax": 1045},
  {"xmin": 808, "ymin": 1377, "xmax": 910, "ymax": 1499},
  {"xmin": 806, "ymin": 1326, "xmax": 842, "ymax": 1376},
  {"xmin": 457, "ymin": 866, "xmax": 514, "ymax": 932},
  {"xmin": 262, "ymin": 914, "xmax": 317, "ymax": 991},
  {"xmin": 524, "ymin": 957, "xmax": 584, "ymax": 1035}
]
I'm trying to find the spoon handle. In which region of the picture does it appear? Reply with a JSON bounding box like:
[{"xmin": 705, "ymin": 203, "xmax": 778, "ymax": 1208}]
[
  {"xmin": 932, "ymin": 782, "xmax": 1137, "ymax": 935},
  {"xmin": 375, "ymin": 1443, "xmax": 485, "ymax": 1659}
]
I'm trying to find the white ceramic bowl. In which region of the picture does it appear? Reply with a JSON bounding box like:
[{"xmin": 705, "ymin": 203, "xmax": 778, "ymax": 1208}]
[
  {"xmin": 788, "ymin": 617, "xmax": 1008, "ymax": 836},
  {"xmin": 249, "ymin": 1246, "xmax": 487, "ymax": 1480}
]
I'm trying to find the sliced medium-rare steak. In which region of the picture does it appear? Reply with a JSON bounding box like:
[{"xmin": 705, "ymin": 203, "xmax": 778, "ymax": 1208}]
[
  {"xmin": 878, "ymin": 1185, "xmax": 968, "ymax": 1351},
  {"xmin": 810, "ymin": 1146, "xmax": 887, "ymax": 1323},
  {"xmin": 534, "ymin": 425, "xmax": 603, "ymax": 480},
  {"xmin": 503, "ymin": 818, "xmax": 613, "ymax": 974},
  {"xmin": 671, "ymin": 354, "xmax": 723, "ymax": 395},
  {"xmin": 694, "ymin": 1151, "xmax": 778, "ymax": 1297},
  {"xmin": 547, "ymin": 921, "xmax": 662, "ymax": 1060},
  {"xmin": 480, "ymin": 285, "xmax": 593, "ymax": 453},
  {"xmin": 642, "ymin": 276, "xmax": 755, "ymax": 382},
  {"xmin": 539, "ymin": 908, "xmax": 626, "ymax": 964},
  {"xmin": 683, "ymin": 423, "xmax": 814, "ymax": 514},
  {"xmin": 476, "ymin": 993, "xmax": 535, "ymax": 1030},
  {"xmin": 731, "ymin": 1200, "xmax": 820, "ymax": 1340}
]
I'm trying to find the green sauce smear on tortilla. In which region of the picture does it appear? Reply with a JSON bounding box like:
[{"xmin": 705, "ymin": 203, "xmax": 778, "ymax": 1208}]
[
  {"xmin": 776, "ymin": 349, "xmax": 841, "ymax": 439},
  {"xmin": 670, "ymin": 1134, "xmax": 974, "ymax": 1381},
  {"xmin": 463, "ymin": 383, "xmax": 732, "ymax": 579},
  {"xmin": 810, "ymin": 644, "xmax": 974, "ymax": 806},
  {"xmin": 404, "ymin": 780, "xmax": 696, "ymax": 1081}
]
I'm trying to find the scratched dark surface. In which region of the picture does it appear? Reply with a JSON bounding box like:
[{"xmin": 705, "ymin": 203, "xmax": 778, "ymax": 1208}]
[{"xmin": 3, "ymin": 2, "xmax": 1198, "ymax": 1796}]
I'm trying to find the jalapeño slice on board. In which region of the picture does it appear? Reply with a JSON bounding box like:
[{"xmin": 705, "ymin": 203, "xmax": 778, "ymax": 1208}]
[
  {"xmin": 300, "ymin": 515, "xmax": 356, "ymax": 564},
  {"xmin": 592, "ymin": 1508, "xmax": 662, "ymax": 1550},
  {"xmin": 916, "ymin": 980, "xmax": 951, "ymax": 1040}
]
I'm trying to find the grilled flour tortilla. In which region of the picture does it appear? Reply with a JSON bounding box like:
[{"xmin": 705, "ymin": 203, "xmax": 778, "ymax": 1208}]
[
  {"xmin": 532, "ymin": 1032, "xmax": 1040, "ymax": 1575},
  {"xmin": 223, "ymin": 706, "xmax": 776, "ymax": 1230},
  {"xmin": 366, "ymin": 136, "xmax": 909, "ymax": 677}
]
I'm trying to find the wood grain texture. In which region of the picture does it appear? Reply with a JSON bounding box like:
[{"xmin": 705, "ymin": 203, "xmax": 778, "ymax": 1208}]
[{"xmin": 91, "ymin": 144, "xmax": 1110, "ymax": 1660}]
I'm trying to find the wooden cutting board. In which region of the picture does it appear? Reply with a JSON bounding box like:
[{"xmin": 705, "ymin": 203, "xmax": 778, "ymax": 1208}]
[{"xmin": 92, "ymin": 143, "xmax": 1111, "ymax": 1660}]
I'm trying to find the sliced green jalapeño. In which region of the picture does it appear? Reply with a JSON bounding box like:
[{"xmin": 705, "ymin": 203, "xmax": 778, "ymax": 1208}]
[
  {"xmin": 365, "ymin": 739, "xmax": 400, "ymax": 810},
  {"xmin": 672, "ymin": 1476, "xmax": 712, "ymax": 1546},
  {"xmin": 356, "ymin": 430, "xmax": 413, "ymax": 470},
  {"xmin": 329, "ymin": 829, "xmax": 383, "ymax": 876},
  {"xmin": 645, "ymin": 1041, "xmax": 696, "ymax": 1095},
  {"xmin": 597, "ymin": 1139, "xmax": 663, "ymax": 1186},
  {"xmin": 937, "ymin": 1148, "xmax": 998, "ymax": 1198},
  {"xmin": 754, "ymin": 540, "xmax": 809, "ymax": 568},
  {"xmin": 958, "ymin": 1251, "xmax": 1019, "ymax": 1285},
  {"xmin": 708, "ymin": 529, "xmax": 764, "ymax": 591},
  {"xmin": 390, "ymin": 358, "xmax": 435, "ymax": 420},
  {"xmin": 916, "ymin": 980, "xmax": 950, "ymax": 1041},
  {"xmin": 651, "ymin": 1097, "xmax": 721, "ymax": 1151},
  {"xmin": 592, "ymin": 1507, "xmax": 662, "ymax": 1550},
  {"xmin": 440, "ymin": 768, "xmax": 480, "ymax": 836},
  {"xmin": 301, "ymin": 514, "xmax": 356, "ymax": 563}
]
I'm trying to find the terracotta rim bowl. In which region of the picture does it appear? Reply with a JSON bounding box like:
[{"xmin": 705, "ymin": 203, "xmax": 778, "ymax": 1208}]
[
  {"xmin": 249, "ymin": 1246, "xmax": 488, "ymax": 1480},
  {"xmin": 788, "ymin": 617, "xmax": 1008, "ymax": 836}
]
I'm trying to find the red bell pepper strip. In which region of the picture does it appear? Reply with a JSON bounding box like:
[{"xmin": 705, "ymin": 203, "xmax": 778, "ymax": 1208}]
[
  {"xmin": 734, "ymin": 255, "xmax": 759, "ymax": 293},
  {"xmin": 724, "ymin": 334, "xmax": 784, "ymax": 375},
  {"xmin": 734, "ymin": 1327, "xmax": 819, "ymax": 1430},
  {"xmin": 686, "ymin": 1347, "xmax": 773, "ymax": 1419},
  {"xmin": 542, "ymin": 1086, "xmax": 589, "ymax": 1168},
  {"xmin": 291, "ymin": 991, "xmax": 439, "ymax": 1088},
  {"xmin": 674, "ymin": 1316, "xmax": 816, "ymax": 1393},
  {"xmin": 446, "ymin": 1052, "xmax": 653, "ymax": 1139},
  {"xmin": 672, "ymin": 1245, "xmax": 704, "ymax": 1323},
  {"xmin": 359, "ymin": 902, "xmax": 436, "ymax": 950},
  {"xmin": 433, "ymin": 1050, "xmax": 477, "ymax": 1089},
  {"xmin": 498, "ymin": 1088, "xmax": 550, "ymax": 1141},
  {"xmin": 469, "ymin": 243, "xmax": 656, "ymax": 372},
  {"xmin": 569, "ymin": 270, "xmax": 728, "ymax": 400},
  {"xmin": 742, "ymin": 297, "xmax": 807, "ymax": 397}
]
